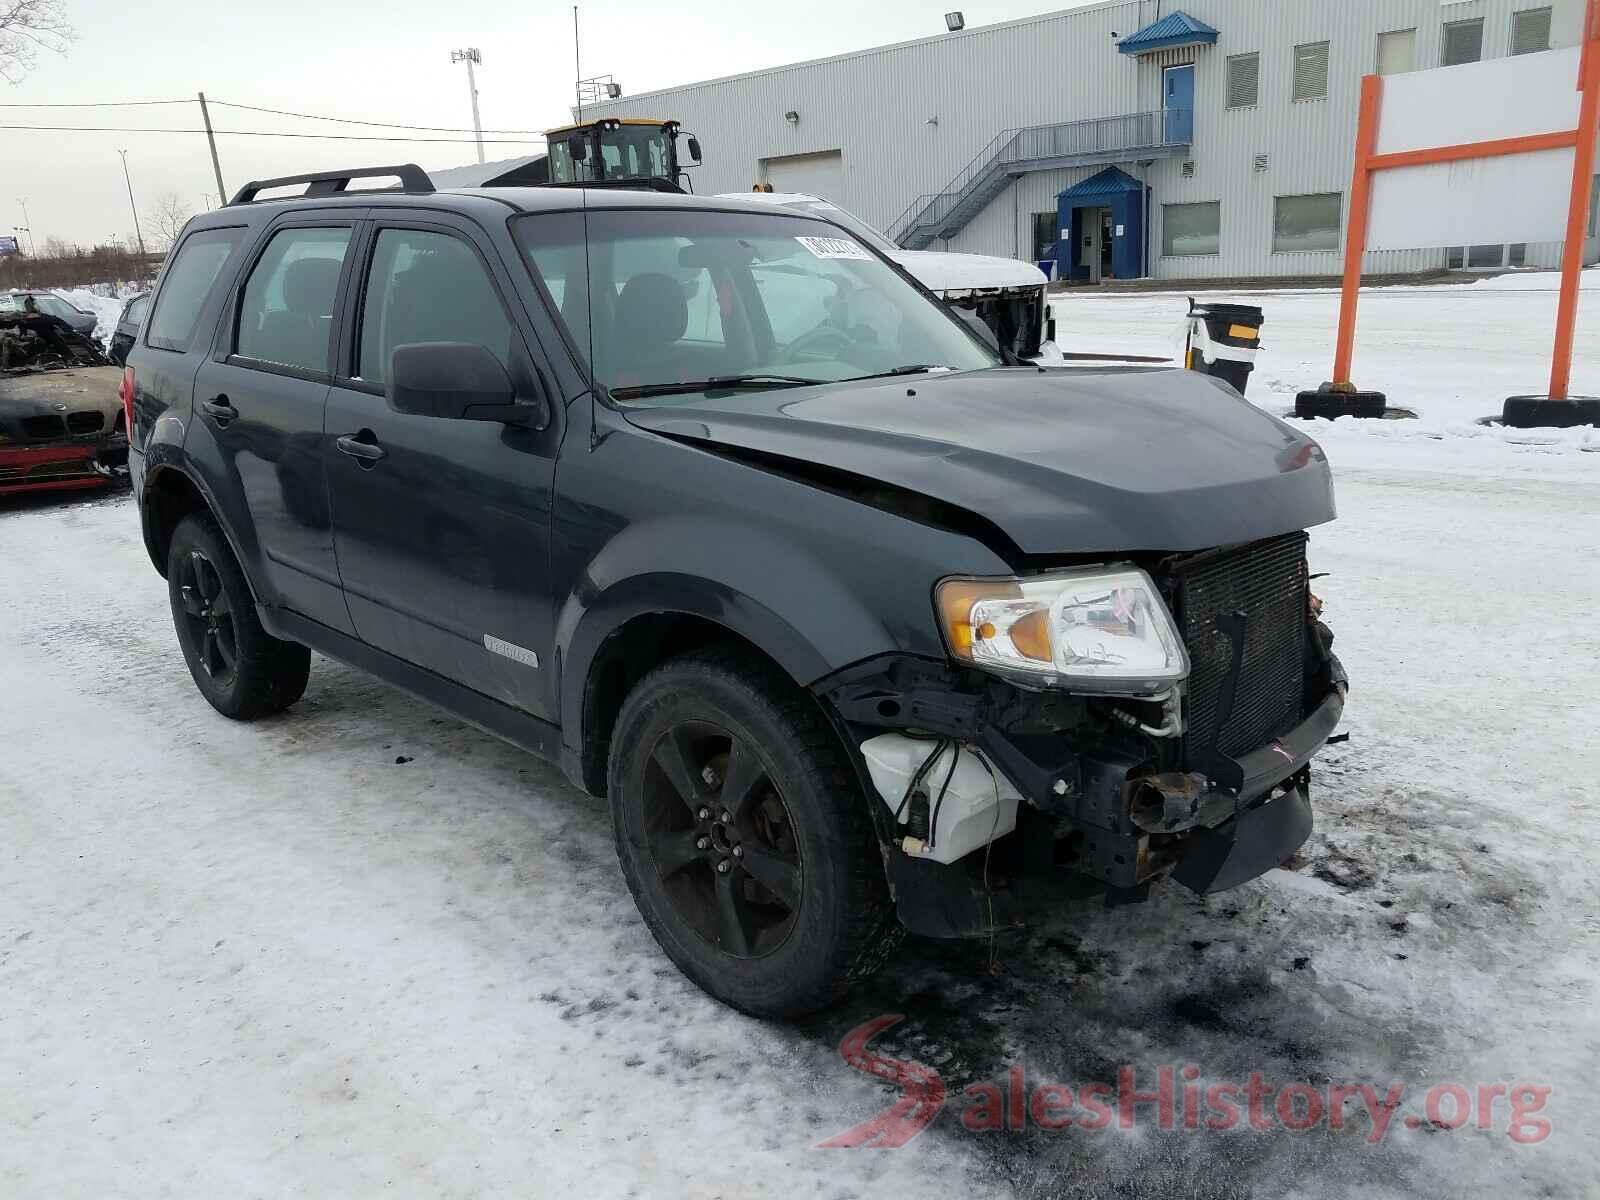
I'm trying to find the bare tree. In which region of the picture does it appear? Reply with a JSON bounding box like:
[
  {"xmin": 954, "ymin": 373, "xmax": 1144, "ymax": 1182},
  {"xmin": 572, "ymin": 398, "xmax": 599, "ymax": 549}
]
[
  {"xmin": 144, "ymin": 192, "xmax": 193, "ymax": 252},
  {"xmin": 0, "ymin": 0, "xmax": 74, "ymax": 83}
]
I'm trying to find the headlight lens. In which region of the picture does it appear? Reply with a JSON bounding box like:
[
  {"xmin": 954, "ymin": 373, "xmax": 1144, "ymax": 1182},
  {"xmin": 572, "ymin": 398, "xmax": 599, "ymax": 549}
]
[{"xmin": 936, "ymin": 566, "xmax": 1189, "ymax": 695}]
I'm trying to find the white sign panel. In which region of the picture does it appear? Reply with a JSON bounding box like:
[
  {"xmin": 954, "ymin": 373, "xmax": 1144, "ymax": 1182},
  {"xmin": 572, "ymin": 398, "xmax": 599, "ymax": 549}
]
[{"xmin": 1366, "ymin": 47, "xmax": 1582, "ymax": 252}]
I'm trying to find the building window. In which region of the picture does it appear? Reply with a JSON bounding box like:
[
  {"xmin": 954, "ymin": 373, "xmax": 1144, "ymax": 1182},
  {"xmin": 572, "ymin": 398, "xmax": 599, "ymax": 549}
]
[
  {"xmin": 1511, "ymin": 8, "xmax": 1553, "ymax": 55},
  {"xmin": 1589, "ymin": 176, "xmax": 1599, "ymax": 238},
  {"xmin": 1163, "ymin": 202, "xmax": 1221, "ymax": 257},
  {"xmin": 1273, "ymin": 193, "xmax": 1342, "ymax": 253},
  {"xmin": 1032, "ymin": 212, "xmax": 1058, "ymax": 262},
  {"xmin": 1443, "ymin": 19, "xmax": 1484, "ymax": 66},
  {"xmin": 1292, "ymin": 41, "xmax": 1330, "ymax": 102},
  {"xmin": 1376, "ymin": 28, "xmax": 1416, "ymax": 75},
  {"xmin": 1226, "ymin": 52, "xmax": 1260, "ymax": 109},
  {"xmin": 1508, "ymin": 243, "xmax": 1528, "ymax": 267}
]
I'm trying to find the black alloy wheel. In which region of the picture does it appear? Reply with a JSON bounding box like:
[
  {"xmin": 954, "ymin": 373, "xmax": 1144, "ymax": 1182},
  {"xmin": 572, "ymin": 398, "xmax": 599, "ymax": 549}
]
[
  {"xmin": 176, "ymin": 547, "xmax": 239, "ymax": 687},
  {"xmin": 642, "ymin": 719, "xmax": 803, "ymax": 959}
]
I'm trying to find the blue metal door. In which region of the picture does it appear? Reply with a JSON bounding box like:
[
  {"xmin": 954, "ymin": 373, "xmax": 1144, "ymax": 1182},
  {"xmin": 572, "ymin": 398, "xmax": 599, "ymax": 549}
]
[{"xmin": 1164, "ymin": 65, "xmax": 1194, "ymax": 144}]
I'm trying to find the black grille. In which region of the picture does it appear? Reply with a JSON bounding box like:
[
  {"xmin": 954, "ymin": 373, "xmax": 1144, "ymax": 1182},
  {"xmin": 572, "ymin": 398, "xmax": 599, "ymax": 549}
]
[
  {"xmin": 66, "ymin": 410, "xmax": 103, "ymax": 434},
  {"xmin": 20, "ymin": 415, "xmax": 66, "ymax": 440},
  {"xmin": 1171, "ymin": 533, "xmax": 1308, "ymax": 761}
]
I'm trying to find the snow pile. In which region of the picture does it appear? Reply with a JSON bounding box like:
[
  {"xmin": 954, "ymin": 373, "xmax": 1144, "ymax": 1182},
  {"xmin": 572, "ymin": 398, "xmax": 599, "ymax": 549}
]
[{"xmin": 52, "ymin": 287, "xmax": 129, "ymax": 349}]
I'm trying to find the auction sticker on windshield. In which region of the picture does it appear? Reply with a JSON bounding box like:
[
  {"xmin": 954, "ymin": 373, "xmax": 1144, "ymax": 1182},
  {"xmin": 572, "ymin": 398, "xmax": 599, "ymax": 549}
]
[{"xmin": 796, "ymin": 236, "xmax": 873, "ymax": 261}]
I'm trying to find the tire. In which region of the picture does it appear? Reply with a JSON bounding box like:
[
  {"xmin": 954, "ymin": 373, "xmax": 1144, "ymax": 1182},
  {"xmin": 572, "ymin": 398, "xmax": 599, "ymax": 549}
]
[
  {"xmin": 167, "ymin": 512, "xmax": 310, "ymax": 720},
  {"xmin": 608, "ymin": 647, "xmax": 902, "ymax": 1018}
]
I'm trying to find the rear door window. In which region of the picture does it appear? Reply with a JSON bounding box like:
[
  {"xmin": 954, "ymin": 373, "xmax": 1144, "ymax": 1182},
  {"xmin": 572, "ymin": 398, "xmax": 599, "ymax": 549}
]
[
  {"xmin": 356, "ymin": 227, "xmax": 513, "ymax": 385},
  {"xmin": 235, "ymin": 226, "xmax": 353, "ymax": 375},
  {"xmin": 145, "ymin": 227, "xmax": 246, "ymax": 352}
]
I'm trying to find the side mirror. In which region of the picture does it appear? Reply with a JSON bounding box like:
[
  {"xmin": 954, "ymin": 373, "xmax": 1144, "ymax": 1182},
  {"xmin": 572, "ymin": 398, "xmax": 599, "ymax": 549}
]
[
  {"xmin": 387, "ymin": 342, "xmax": 549, "ymax": 429},
  {"xmin": 567, "ymin": 133, "xmax": 589, "ymax": 163},
  {"xmin": 684, "ymin": 134, "xmax": 703, "ymax": 165}
]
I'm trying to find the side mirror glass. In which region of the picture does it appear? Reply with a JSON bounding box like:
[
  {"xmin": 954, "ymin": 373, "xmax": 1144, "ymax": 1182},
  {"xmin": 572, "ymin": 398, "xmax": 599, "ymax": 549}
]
[
  {"xmin": 567, "ymin": 133, "xmax": 589, "ymax": 162},
  {"xmin": 387, "ymin": 341, "xmax": 549, "ymax": 429},
  {"xmin": 685, "ymin": 135, "xmax": 703, "ymax": 165}
]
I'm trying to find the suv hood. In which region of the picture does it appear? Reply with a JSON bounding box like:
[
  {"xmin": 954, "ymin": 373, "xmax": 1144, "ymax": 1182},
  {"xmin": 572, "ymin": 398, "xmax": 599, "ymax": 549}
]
[
  {"xmin": 623, "ymin": 367, "xmax": 1334, "ymax": 556},
  {"xmin": 891, "ymin": 250, "xmax": 1047, "ymax": 293}
]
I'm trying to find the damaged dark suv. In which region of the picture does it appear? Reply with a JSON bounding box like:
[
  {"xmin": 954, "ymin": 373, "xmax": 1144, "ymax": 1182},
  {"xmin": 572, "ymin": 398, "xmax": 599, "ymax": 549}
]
[{"xmin": 127, "ymin": 165, "xmax": 1345, "ymax": 1018}]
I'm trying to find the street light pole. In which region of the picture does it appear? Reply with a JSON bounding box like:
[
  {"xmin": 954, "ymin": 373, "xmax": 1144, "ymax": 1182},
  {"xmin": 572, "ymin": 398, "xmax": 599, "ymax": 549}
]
[
  {"xmin": 16, "ymin": 199, "xmax": 36, "ymax": 255},
  {"xmin": 117, "ymin": 150, "xmax": 147, "ymax": 258},
  {"xmin": 450, "ymin": 48, "xmax": 485, "ymax": 164}
]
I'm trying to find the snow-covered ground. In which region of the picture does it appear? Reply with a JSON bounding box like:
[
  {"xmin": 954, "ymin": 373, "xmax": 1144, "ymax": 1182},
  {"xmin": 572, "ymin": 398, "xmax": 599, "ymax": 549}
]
[{"xmin": 2, "ymin": 274, "xmax": 1598, "ymax": 1198}]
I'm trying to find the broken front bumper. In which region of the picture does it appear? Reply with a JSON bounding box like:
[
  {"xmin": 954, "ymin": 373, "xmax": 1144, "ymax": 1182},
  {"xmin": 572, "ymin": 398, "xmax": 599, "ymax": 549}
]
[
  {"xmin": 821, "ymin": 655, "xmax": 1345, "ymax": 938},
  {"xmin": 0, "ymin": 438, "xmax": 124, "ymax": 495}
]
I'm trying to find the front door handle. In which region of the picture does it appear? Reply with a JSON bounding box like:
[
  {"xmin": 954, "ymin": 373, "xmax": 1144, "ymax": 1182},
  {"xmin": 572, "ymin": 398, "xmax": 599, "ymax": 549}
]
[
  {"xmin": 202, "ymin": 396, "xmax": 237, "ymax": 424},
  {"xmin": 336, "ymin": 431, "xmax": 386, "ymax": 464}
]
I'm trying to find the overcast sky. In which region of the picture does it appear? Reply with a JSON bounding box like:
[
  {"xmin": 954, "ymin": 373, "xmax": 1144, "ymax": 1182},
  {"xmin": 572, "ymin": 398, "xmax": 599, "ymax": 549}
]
[{"xmin": 3, "ymin": 0, "xmax": 1104, "ymax": 249}]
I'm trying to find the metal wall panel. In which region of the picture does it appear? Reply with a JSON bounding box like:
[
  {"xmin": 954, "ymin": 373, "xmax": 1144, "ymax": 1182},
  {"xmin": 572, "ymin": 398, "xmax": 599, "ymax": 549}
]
[{"xmin": 583, "ymin": 0, "xmax": 1595, "ymax": 279}]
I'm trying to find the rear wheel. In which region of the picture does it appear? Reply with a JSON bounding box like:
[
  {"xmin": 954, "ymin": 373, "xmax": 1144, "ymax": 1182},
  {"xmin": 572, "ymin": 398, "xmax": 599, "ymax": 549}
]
[
  {"xmin": 167, "ymin": 513, "xmax": 310, "ymax": 719},
  {"xmin": 608, "ymin": 648, "xmax": 901, "ymax": 1018}
]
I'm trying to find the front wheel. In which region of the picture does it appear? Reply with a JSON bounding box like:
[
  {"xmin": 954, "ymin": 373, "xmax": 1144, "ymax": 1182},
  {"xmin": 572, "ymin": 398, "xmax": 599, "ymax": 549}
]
[
  {"xmin": 167, "ymin": 513, "xmax": 310, "ymax": 720},
  {"xmin": 607, "ymin": 648, "xmax": 901, "ymax": 1018}
]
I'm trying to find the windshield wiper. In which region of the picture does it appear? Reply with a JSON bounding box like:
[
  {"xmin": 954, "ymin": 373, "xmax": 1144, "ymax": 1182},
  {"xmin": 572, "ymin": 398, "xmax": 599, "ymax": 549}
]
[
  {"xmin": 844, "ymin": 364, "xmax": 954, "ymax": 381},
  {"xmin": 609, "ymin": 374, "xmax": 824, "ymax": 400}
]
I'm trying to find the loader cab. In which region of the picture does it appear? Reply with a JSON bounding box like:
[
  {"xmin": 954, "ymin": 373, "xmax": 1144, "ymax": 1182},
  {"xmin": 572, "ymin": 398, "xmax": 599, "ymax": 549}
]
[{"xmin": 545, "ymin": 118, "xmax": 702, "ymax": 191}]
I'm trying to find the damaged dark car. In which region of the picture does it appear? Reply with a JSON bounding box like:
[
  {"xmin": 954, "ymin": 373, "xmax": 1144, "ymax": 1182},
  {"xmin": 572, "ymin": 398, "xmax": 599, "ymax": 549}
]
[
  {"xmin": 2, "ymin": 300, "xmax": 125, "ymax": 496},
  {"xmin": 128, "ymin": 172, "xmax": 1345, "ymax": 1019}
]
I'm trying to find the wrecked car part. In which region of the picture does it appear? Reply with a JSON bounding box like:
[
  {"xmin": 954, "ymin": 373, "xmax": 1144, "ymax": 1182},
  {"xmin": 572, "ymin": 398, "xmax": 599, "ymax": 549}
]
[
  {"xmin": 818, "ymin": 530, "xmax": 1345, "ymax": 935},
  {"xmin": 860, "ymin": 734, "xmax": 1020, "ymax": 865}
]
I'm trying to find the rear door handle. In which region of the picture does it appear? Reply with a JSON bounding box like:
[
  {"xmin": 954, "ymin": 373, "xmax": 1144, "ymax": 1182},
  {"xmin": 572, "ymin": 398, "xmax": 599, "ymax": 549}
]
[
  {"xmin": 336, "ymin": 432, "xmax": 386, "ymax": 463},
  {"xmin": 202, "ymin": 396, "xmax": 237, "ymax": 424}
]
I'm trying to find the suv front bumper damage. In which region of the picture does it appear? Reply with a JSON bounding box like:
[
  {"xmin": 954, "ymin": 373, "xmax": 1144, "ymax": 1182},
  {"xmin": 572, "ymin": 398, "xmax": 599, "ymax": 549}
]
[{"xmin": 818, "ymin": 656, "xmax": 1345, "ymax": 938}]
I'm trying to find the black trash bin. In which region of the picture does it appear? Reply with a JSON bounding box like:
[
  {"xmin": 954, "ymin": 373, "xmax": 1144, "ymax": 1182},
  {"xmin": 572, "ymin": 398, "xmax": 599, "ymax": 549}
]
[{"xmin": 1185, "ymin": 299, "xmax": 1264, "ymax": 395}]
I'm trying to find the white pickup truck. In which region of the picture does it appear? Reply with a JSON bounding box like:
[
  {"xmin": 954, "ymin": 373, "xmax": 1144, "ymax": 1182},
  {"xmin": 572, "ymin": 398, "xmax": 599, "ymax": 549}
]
[{"xmin": 722, "ymin": 192, "xmax": 1057, "ymax": 362}]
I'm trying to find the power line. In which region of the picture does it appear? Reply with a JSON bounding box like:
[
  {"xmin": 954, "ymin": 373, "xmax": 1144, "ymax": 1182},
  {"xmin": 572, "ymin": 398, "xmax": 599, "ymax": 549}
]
[
  {"xmin": 0, "ymin": 122, "xmax": 545, "ymax": 145},
  {"xmin": 209, "ymin": 99, "xmax": 547, "ymax": 136},
  {"xmin": 0, "ymin": 99, "xmax": 191, "ymax": 107}
]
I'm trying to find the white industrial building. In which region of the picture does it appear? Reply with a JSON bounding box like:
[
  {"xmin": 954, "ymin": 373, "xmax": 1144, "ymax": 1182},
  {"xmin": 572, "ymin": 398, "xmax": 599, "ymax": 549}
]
[{"xmin": 581, "ymin": 0, "xmax": 1600, "ymax": 281}]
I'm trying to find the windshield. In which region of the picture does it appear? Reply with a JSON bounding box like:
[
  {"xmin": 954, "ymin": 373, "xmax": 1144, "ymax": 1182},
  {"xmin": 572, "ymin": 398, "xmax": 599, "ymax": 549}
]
[
  {"xmin": 513, "ymin": 208, "xmax": 997, "ymax": 402},
  {"xmin": 771, "ymin": 198, "xmax": 902, "ymax": 259},
  {"xmin": 547, "ymin": 124, "xmax": 673, "ymax": 183},
  {"xmin": 34, "ymin": 296, "xmax": 79, "ymax": 319}
]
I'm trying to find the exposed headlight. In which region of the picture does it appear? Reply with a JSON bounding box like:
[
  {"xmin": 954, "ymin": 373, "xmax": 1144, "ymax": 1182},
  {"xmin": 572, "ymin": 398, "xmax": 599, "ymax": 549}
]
[{"xmin": 936, "ymin": 566, "xmax": 1189, "ymax": 695}]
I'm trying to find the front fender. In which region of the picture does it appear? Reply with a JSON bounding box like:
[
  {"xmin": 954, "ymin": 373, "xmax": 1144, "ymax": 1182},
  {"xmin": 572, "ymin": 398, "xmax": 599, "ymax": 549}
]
[{"xmin": 555, "ymin": 512, "xmax": 901, "ymax": 744}]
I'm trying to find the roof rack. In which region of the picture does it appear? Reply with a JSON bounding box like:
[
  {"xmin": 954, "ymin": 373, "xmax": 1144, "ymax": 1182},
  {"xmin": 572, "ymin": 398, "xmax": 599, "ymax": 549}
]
[{"xmin": 227, "ymin": 164, "xmax": 435, "ymax": 206}]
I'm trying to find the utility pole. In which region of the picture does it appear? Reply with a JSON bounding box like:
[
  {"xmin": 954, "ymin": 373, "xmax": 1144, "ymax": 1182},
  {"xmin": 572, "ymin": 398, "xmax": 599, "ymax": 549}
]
[
  {"xmin": 197, "ymin": 92, "xmax": 228, "ymax": 203},
  {"xmin": 450, "ymin": 48, "xmax": 485, "ymax": 164},
  {"xmin": 573, "ymin": 6, "xmax": 582, "ymax": 118},
  {"xmin": 16, "ymin": 199, "xmax": 36, "ymax": 255},
  {"xmin": 117, "ymin": 151, "xmax": 147, "ymax": 258}
]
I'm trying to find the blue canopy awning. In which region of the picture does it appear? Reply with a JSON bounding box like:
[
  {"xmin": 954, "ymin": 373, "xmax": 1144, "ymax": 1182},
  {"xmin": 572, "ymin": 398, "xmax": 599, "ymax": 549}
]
[
  {"xmin": 1116, "ymin": 10, "xmax": 1219, "ymax": 56},
  {"xmin": 1057, "ymin": 166, "xmax": 1143, "ymax": 204}
]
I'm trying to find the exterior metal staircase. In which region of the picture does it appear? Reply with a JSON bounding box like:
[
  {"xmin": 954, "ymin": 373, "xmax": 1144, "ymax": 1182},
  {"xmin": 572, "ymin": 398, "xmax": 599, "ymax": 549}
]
[{"xmin": 889, "ymin": 109, "xmax": 1191, "ymax": 249}]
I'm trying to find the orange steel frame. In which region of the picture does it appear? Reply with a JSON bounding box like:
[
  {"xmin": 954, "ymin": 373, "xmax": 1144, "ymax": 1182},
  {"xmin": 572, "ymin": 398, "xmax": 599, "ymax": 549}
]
[{"xmin": 1333, "ymin": 0, "xmax": 1600, "ymax": 398}]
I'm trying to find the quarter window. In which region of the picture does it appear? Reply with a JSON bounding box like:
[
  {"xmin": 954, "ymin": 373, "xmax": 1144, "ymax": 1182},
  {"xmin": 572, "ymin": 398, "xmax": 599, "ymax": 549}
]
[
  {"xmin": 1292, "ymin": 41, "xmax": 1330, "ymax": 102},
  {"xmin": 235, "ymin": 226, "xmax": 351, "ymax": 373},
  {"xmin": 1226, "ymin": 52, "xmax": 1260, "ymax": 109},
  {"xmin": 1163, "ymin": 202, "xmax": 1221, "ymax": 257},
  {"xmin": 358, "ymin": 228, "xmax": 513, "ymax": 386},
  {"xmin": 1273, "ymin": 193, "xmax": 1342, "ymax": 253},
  {"xmin": 145, "ymin": 227, "xmax": 245, "ymax": 352}
]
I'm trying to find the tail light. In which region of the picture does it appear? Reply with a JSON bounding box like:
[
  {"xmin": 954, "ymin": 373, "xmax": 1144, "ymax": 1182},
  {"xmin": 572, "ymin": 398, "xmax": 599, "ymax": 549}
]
[{"xmin": 119, "ymin": 366, "xmax": 134, "ymax": 441}]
